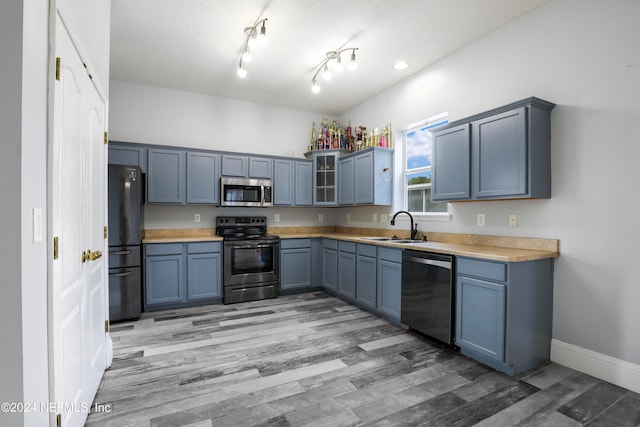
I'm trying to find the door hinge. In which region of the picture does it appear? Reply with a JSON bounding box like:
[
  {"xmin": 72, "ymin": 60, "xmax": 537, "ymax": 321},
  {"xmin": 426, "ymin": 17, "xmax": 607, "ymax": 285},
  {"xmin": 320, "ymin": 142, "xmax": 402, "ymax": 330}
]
[
  {"xmin": 53, "ymin": 237, "xmax": 59, "ymax": 260},
  {"xmin": 56, "ymin": 414, "xmax": 61, "ymax": 427},
  {"xmin": 104, "ymin": 226, "xmax": 108, "ymax": 239},
  {"xmin": 55, "ymin": 57, "xmax": 61, "ymax": 80},
  {"xmin": 105, "ymin": 320, "xmax": 110, "ymax": 333},
  {"xmin": 104, "ymin": 131, "xmax": 108, "ymax": 145}
]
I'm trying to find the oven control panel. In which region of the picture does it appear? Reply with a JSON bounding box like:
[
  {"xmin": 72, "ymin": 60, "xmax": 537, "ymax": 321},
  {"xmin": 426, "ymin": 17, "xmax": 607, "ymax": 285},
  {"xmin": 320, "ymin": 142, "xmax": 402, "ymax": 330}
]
[{"xmin": 216, "ymin": 216, "xmax": 267, "ymax": 226}]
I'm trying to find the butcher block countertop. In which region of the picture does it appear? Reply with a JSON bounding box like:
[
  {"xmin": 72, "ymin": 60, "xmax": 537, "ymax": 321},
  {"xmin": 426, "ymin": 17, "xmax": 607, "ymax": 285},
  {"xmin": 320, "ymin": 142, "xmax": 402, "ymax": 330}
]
[{"xmin": 143, "ymin": 226, "xmax": 559, "ymax": 262}]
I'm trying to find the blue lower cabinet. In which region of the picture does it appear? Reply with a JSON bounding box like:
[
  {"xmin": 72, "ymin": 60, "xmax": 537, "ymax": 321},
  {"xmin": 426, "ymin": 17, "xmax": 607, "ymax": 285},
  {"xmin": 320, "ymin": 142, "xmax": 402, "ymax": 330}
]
[
  {"xmin": 322, "ymin": 239, "xmax": 338, "ymax": 292},
  {"xmin": 187, "ymin": 253, "xmax": 222, "ymax": 299},
  {"xmin": 456, "ymin": 275, "xmax": 506, "ymax": 362},
  {"xmin": 356, "ymin": 253, "xmax": 376, "ymax": 311},
  {"xmin": 455, "ymin": 256, "xmax": 554, "ymax": 375},
  {"xmin": 280, "ymin": 239, "xmax": 312, "ymax": 291},
  {"xmin": 145, "ymin": 254, "xmax": 185, "ymax": 305},
  {"xmin": 376, "ymin": 247, "xmax": 402, "ymax": 322},
  {"xmin": 144, "ymin": 242, "xmax": 222, "ymax": 310},
  {"xmin": 337, "ymin": 242, "xmax": 356, "ymax": 301}
]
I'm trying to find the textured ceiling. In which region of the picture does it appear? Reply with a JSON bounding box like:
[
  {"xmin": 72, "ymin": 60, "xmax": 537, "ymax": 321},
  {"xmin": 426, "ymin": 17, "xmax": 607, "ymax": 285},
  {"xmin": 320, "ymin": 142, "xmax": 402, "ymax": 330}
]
[{"xmin": 110, "ymin": 0, "xmax": 548, "ymax": 115}]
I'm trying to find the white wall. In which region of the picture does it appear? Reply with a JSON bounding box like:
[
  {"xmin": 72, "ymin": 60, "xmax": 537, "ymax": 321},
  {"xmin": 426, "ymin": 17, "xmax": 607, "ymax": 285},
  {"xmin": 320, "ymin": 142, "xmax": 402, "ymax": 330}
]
[
  {"xmin": 109, "ymin": 80, "xmax": 333, "ymax": 158},
  {"xmin": 340, "ymin": 0, "xmax": 640, "ymax": 371}
]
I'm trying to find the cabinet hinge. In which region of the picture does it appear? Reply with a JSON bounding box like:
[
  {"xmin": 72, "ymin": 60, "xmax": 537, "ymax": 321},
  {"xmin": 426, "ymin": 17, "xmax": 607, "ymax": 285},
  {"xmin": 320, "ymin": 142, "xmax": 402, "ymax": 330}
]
[
  {"xmin": 55, "ymin": 57, "xmax": 61, "ymax": 80},
  {"xmin": 104, "ymin": 226, "xmax": 108, "ymax": 239},
  {"xmin": 56, "ymin": 414, "xmax": 61, "ymax": 427},
  {"xmin": 53, "ymin": 237, "xmax": 59, "ymax": 260},
  {"xmin": 104, "ymin": 131, "xmax": 108, "ymax": 145},
  {"xmin": 105, "ymin": 320, "xmax": 110, "ymax": 333}
]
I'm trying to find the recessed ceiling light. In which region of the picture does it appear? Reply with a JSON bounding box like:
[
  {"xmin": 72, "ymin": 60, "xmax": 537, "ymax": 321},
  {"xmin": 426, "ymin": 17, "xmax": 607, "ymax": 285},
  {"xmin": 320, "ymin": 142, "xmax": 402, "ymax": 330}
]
[{"xmin": 393, "ymin": 61, "xmax": 408, "ymax": 71}]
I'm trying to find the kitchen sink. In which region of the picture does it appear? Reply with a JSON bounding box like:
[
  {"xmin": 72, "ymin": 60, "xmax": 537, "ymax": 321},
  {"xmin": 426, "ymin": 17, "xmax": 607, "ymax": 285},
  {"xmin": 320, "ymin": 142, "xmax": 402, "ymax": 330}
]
[{"xmin": 359, "ymin": 237, "xmax": 418, "ymax": 244}]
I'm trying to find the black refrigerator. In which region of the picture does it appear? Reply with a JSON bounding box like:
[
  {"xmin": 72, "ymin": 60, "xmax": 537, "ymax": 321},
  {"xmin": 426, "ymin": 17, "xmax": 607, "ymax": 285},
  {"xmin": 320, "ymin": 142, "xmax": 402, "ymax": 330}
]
[{"xmin": 108, "ymin": 164, "xmax": 143, "ymax": 321}]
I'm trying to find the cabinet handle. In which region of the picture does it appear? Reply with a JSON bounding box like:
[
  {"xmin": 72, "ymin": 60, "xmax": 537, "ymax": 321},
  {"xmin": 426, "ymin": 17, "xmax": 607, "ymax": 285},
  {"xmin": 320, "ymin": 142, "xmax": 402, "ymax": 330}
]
[
  {"xmin": 109, "ymin": 271, "xmax": 133, "ymax": 278},
  {"xmin": 109, "ymin": 250, "xmax": 133, "ymax": 256}
]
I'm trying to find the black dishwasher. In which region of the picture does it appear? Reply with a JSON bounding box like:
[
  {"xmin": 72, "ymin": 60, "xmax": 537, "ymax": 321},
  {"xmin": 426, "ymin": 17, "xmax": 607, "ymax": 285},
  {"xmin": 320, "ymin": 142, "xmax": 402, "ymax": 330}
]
[{"xmin": 401, "ymin": 250, "xmax": 455, "ymax": 345}]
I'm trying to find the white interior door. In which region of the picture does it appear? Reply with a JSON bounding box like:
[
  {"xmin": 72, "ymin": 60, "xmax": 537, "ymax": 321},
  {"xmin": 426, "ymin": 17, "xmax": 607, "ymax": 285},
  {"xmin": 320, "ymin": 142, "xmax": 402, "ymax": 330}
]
[{"xmin": 50, "ymin": 15, "xmax": 108, "ymax": 427}]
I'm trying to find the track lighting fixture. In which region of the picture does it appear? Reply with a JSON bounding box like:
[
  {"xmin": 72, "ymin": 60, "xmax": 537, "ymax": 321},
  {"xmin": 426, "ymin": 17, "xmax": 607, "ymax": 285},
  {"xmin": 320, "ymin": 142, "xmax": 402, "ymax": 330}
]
[
  {"xmin": 310, "ymin": 48, "xmax": 358, "ymax": 93},
  {"xmin": 236, "ymin": 18, "xmax": 268, "ymax": 78}
]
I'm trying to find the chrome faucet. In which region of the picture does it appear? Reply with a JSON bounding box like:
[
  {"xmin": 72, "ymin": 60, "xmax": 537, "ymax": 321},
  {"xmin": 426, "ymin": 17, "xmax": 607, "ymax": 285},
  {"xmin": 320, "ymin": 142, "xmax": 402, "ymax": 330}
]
[{"xmin": 390, "ymin": 210, "xmax": 418, "ymax": 240}]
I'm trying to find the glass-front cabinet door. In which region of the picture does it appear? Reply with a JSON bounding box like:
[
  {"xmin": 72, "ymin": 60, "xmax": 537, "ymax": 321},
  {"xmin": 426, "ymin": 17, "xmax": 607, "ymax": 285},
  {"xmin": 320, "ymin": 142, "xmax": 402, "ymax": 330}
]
[{"xmin": 313, "ymin": 152, "xmax": 338, "ymax": 205}]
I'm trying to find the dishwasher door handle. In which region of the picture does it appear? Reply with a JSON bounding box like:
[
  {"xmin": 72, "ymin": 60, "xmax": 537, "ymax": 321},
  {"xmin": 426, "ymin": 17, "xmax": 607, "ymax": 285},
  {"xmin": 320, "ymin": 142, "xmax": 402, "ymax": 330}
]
[{"xmin": 404, "ymin": 256, "xmax": 452, "ymax": 270}]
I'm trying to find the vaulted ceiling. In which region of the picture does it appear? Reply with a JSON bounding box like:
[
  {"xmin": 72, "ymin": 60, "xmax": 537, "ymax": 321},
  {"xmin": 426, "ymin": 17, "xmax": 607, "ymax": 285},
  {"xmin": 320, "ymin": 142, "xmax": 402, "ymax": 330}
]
[{"xmin": 110, "ymin": 0, "xmax": 548, "ymax": 115}]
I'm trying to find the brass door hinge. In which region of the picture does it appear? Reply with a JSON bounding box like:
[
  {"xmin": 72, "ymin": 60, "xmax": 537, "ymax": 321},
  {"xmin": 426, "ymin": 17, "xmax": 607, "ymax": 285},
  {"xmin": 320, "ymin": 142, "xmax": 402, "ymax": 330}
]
[
  {"xmin": 104, "ymin": 131, "xmax": 108, "ymax": 145},
  {"xmin": 53, "ymin": 237, "xmax": 59, "ymax": 260},
  {"xmin": 104, "ymin": 226, "xmax": 108, "ymax": 239},
  {"xmin": 55, "ymin": 57, "xmax": 61, "ymax": 80},
  {"xmin": 56, "ymin": 414, "xmax": 61, "ymax": 427},
  {"xmin": 105, "ymin": 320, "xmax": 110, "ymax": 333}
]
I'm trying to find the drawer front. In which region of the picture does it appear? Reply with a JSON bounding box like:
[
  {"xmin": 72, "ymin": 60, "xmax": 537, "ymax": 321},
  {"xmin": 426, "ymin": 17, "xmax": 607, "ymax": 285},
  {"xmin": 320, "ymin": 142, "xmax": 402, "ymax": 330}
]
[
  {"xmin": 338, "ymin": 241, "xmax": 357, "ymax": 253},
  {"xmin": 145, "ymin": 243, "xmax": 184, "ymax": 256},
  {"xmin": 457, "ymin": 257, "xmax": 507, "ymax": 283},
  {"xmin": 357, "ymin": 243, "xmax": 377, "ymax": 258},
  {"xmin": 281, "ymin": 238, "xmax": 312, "ymax": 249},
  {"xmin": 187, "ymin": 241, "xmax": 221, "ymax": 254},
  {"xmin": 323, "ymin": 239, "xmax": 338, "ymax": 250},
  {"xmin": 378, "ymin": 247, "xmax": 402, "ymax": 263}
]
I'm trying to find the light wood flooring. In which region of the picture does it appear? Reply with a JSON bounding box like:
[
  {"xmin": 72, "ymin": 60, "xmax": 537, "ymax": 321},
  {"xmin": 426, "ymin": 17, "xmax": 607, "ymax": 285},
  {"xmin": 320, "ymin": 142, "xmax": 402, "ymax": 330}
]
[{"xmin": 86, "ymin": 292, "xmax": 640, "ymax": 426}]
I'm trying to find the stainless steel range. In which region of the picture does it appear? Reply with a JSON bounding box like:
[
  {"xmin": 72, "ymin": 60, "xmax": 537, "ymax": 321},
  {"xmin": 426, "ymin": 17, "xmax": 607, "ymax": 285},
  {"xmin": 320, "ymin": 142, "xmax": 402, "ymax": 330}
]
[{"xmin": 216, "ymin": 216, "xmax": 280, "ymax": 304}]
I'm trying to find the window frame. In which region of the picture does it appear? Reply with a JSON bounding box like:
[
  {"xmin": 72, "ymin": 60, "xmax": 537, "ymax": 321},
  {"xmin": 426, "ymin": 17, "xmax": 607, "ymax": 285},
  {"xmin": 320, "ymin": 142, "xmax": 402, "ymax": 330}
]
[{"xmin": 401, "ymin": 113, "xmax": 451, "ymax": 220}]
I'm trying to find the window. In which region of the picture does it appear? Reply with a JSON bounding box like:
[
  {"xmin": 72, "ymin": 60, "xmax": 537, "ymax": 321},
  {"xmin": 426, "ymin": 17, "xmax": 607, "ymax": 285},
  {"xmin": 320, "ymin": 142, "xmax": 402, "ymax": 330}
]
[{"xmin": 403, "ymin": 114, "xmax": 448, "ymax": 214}]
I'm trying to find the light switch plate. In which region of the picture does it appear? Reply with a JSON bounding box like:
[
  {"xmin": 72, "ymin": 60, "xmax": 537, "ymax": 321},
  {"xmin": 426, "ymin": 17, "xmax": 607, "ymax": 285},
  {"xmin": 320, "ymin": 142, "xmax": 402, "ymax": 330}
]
[
  {"xmin": 318, "ymin": 214, "xmax": 324, "ymax": 222},
  {"xmin": 509, "ymin": 214, "xmax": 518, "ymax": 227},
  {"xmin": 274, "ymin": 213, "xmax": 280, "ymax": 222},
  {"xmin": 380, "ymin": 214, "xmax": 388, "ymax": 224}
]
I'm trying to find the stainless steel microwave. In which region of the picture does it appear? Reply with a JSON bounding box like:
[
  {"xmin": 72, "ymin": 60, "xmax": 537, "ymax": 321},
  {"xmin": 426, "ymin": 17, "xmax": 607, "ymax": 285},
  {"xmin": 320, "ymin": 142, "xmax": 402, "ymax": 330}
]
[{"xmin": 220, "ymin": 177, "xmax": 273, "ymax": 207}]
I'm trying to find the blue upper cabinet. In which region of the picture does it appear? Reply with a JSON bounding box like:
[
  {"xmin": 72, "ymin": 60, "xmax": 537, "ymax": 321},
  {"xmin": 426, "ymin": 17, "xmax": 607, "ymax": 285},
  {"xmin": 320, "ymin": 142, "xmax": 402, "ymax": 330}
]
[
  {"xmin": 249, "ymin": 156, "xmax": 273, "ymax": 178},
  {"xmin": 432, "ymin": 124, "xmax": 471, "ymax": 201},
  {"xmin": 337, "ymin": 148, "xmax": 393, "ymax": 206},
  {"xmin": 355, "ymin": 148, "xmax": 393, "ymax": 205},
  {"xmin": 273, "ymin": 159, "xmax": 312, "ymax": 206},
  {"xmin": 108, "ymin": 141, "xmax": 147, "ymax": 172},
  {"xmin": 148, "ymin": 148, "xmax": 218, "ymax": 205},
  {"xmin": 273, "ymin": 159, "xmax": 293, "ymax": 205},
  {"xmin": 221, "ymin": 154, "xmax": 273, "ymax": 178},
  {"xmin": 294, "ymin": 160, "xmax": 313, "ymax": 206},
  {"xmin": 147, "ymin": 148, "xmax": 186, "ymax": 203},
  {"xmin": 472, "ymin": 108, "xmax": 527, "ymax": 198},
  {"xmin": 338, "ymin": 157, "xmax": 354, "ymax": 205},
  {"xmin": 186, "ymin": 151, "xmax": 220, "ymax": 204},
  {"xmin": 431, "ymin": 97, "xmax": 554, "ymax": 202},
  {"xmin": 221, "ymin": 154, "xmax": 248, "ymax": 177}
]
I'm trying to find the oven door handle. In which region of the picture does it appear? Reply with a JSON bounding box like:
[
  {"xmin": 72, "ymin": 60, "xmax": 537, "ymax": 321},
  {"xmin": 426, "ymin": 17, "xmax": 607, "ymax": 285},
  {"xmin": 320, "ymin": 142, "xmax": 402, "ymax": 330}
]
[{"xmin": 231, "ymin": 244, "xmax": 276, "ymax": 249}]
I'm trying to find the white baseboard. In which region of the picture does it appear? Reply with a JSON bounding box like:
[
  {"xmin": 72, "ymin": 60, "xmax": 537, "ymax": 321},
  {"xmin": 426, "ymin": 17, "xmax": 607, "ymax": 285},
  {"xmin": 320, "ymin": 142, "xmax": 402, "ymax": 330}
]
[{"xmin": 550, "ymin": 339, "xmax": 640, "ymax": 394}]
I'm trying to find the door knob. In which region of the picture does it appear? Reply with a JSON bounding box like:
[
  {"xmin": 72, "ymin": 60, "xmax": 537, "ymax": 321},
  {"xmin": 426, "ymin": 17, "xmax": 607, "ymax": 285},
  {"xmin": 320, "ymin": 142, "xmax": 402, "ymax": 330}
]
[{"xmin": 87, "ymin": 250, "xmax": 103, "ymax": 261}]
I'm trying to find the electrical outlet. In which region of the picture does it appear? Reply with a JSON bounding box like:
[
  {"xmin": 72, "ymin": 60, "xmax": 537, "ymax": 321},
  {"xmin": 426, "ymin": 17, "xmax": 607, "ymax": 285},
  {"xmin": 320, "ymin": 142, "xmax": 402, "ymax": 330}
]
[
  {"xmin": 346, "ymin": 213, "xmax": 351, "ymax": 223},
  {"xmin": 274, "ymin": 213, "xmax": 280, "ymax": 223},
  {"xmin": 372, "ymin": 213, "xmax": 378, "ymax": 223},
  {"xmin": 318, "ymin": 214, "xmax": 324, "ymax": 222},
  {"xmin": 509, "ymin": 214, "xmax": 518, "ymax": 227},
  {"xmin": 194, "ymin": 213, "xmax": 201, "ymax": 223},
  {"xmin": 380, "ymin": 213, "xmax": 388, "ymax": 224},
  {"xmin": 476, "ymin": 213, "xmax": 486, "ymax": 227}
]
